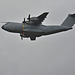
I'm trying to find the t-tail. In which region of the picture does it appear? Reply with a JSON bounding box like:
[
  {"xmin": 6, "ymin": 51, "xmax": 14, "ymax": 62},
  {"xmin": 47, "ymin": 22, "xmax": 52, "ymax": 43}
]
[{"xmin": 61, "ymin": 13, "xmax": 75, "ymax": 28}]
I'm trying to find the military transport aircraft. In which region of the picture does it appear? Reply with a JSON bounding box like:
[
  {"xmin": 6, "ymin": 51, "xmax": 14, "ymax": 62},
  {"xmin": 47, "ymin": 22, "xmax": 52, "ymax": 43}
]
[{"xmin": 1, "ymin": 12, "xmax": 75, "ymax": 41}]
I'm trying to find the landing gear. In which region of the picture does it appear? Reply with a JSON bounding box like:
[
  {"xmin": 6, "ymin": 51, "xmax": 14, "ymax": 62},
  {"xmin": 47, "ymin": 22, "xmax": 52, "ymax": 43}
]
[
  {"xmin": 21, "ymin": 37, "xmax": 23, "ymax": 40},
  {"xmin": 20, "ymin": 33, "xmax": 36, "ymax": 41},
  {"xmin": 20, "ymin": 32, "xmax": 24, "ymax": 40},
  {"xmin": 30, "ymin": 37, "xmax": 36, "ymax": 41}
]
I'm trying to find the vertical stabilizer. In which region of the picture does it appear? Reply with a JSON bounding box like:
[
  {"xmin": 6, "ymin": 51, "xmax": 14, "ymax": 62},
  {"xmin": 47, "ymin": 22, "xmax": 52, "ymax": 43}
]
[{"xmin": 61, "ymin": 14, "xmax": 75, "ymax": 28}]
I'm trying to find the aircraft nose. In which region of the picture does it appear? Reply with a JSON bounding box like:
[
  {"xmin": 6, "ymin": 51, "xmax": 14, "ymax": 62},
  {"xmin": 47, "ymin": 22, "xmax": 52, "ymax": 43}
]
[{"xmin": 1, "ymin": 25, "xmax": 4, "ymax": 29}]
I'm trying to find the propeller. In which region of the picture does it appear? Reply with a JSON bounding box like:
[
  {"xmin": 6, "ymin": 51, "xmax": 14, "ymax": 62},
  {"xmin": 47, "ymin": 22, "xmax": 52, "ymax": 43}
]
[
  {"xmin": 27, "ymin": 14, "xmax": 31, "ymax": 22},
  {"xmin": 22, "ymin": 18, "xmax": 25, "ymax": 40},
  {"xmin": 22, "ymin": 18, "xmax": 26, "ymax": 23}
]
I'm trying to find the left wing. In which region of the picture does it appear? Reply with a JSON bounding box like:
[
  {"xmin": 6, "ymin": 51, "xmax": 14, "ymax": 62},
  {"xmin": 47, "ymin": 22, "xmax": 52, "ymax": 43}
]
[
  {"xmin": 37, "ymin": 12, "xmax": 49, "ymax": 24},
  {"xmin": 27, "ymin": 12, "xmax": 49, "ymax": 25}
]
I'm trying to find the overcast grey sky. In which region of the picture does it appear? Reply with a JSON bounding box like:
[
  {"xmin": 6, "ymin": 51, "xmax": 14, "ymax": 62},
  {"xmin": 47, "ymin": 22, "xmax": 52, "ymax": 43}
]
[{"xmin": 0, "ymin": 0, "xmax": 75, "ymax": 75}]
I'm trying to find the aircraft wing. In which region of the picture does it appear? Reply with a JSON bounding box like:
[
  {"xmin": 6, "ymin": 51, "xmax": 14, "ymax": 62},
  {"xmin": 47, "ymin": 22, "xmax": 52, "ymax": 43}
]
[
  {"xmin": 37, "ymin": 12, "xmax": 49, "ymax": 24},
  {"xmin": 29, "ymin": 12, "xmax": 49, "ymax": 25}
]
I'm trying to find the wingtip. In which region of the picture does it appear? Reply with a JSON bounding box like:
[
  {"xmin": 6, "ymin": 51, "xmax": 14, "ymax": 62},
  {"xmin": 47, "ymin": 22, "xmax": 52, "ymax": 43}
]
[
  {"xmin": 69, "ymin": 13, "xmax": 75, "ymax": 17},
  {"xmin": 44, "ymin": 12, "xmax": 49, "ymax": 14}
]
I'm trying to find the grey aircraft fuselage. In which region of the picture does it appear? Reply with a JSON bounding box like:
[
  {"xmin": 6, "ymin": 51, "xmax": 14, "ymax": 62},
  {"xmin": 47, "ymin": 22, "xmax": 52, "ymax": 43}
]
[
  {"xmin": 1, "ymin": 22, "xmax": 72, "ymax": 39},
  {"xmin": 1, "ymin": 12, "xmax": 75, "ymax": 41}
]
